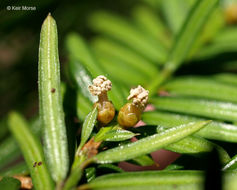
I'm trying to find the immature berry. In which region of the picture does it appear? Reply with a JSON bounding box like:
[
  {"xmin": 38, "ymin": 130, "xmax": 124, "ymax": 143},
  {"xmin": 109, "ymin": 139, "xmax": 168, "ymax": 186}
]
[
  {"xmin": 225, "ymin": 4, "xmax": 237, "ymax": 24},
  {"xmin": 89, "ymin": 75, "xmax": 115, "ymax": 125},
  {"xmin": 94, "ymin": 101, "xmax": 115, "ymax": 125},
  {"xmin": 118, "ymin": 85, "xmax": 149, "ymax": 128},
  {"xmin": 117, "ymin": 103, "xmax": 141, "ymax": 128}
]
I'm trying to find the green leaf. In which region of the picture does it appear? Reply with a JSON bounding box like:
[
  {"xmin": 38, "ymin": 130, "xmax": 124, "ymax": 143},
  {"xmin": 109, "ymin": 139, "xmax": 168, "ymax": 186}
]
[
  {"xmin": 142, "ymin": 0, "xmax": 161, "ymax": 10},
  {"xmin": 62, "ymin": 166, "xmax": 83, "ymax": 190},
  {"xmin": 78, "ymin": 107, "xmax": 98, "ymax": 150},
  {"xmin": 132, "ymin": 5, "xmax": 171, "ymax": 48},
  {"xmin": 224, "ymin": 171, "xmax": 237, "ymax": 190},
  {"xmin": 102, "ymin": 129, "xmax": 137, "ymax": 142},
  {"xmin": 164, "ymin": 164, "xmax": 184, "ymax": 170},
  {"xmin": 164, "ymin": 132, "xmax": 211, "ymax": 153},
  {"xmin": 76, "ymin": 92, "xmax": 93, "ymax": 121},
  {"xmin": 85, "ymin": 167, "xmax": 96, "ymax": 182},
  {"xmin": 38, "ymin": 14, "xmax": 68, "ymax": 182},
  {"xmin": 0, "ymin": 137, "xmax": 21, "ymax": 171},
  {"xmin": 165, "ymin": 0, "xmax": 219, "ymax": 67},
  {"xmin": 130, "ymin": 155, "xmax": 155, "ymax": 166},
  {"xmin": 188, "ymin": 8, "xmax": 224, "ymax": 58},
  {"xmin": 0, "ymin": 117, "xmax": 41, "ymax": 171},
  {"xmin": 66, "ymin": 33, "xmax": 127, "ymax": 109},
  {"xmin": 80, "ymin": 170, "xmax": 204, "ymax": 190},
  {"xmin": 107, "ymin": 81, "xmax": 128, "ymax": 110},
  {"xmin": 88, "ymin": 11, "xmax": 167, "ymax": 64},
  {"xmin": 151, "ymin": 97, "xmax": 237, "ymax": 122},
  {"xmin": 161, "ymin": 0, "xmax": 193, "ymax": 34},
  {"xmin": 195, "ymin": 40, "xmax": 237, "ymax": 60},
  {"xmin": 0, "ymin": 162, "xmax": 28, "ymax": 177},
  {"xmin": 193, "ymin": 26, "xmax": 237, "ymax": 60},
  {"xmin": 85, "ymin": 164, "xmax": 124, "ymax": 183},
  {"xmin": 213, "ymin": 73, "xmax": 237, "ymax": 86},
  {"xmin": 65, "ymin": 108, "xmax": 98, "ymax": 190},
  {"xmin": 0, "ymin": 177, "xmax": 20, "ymax": 190},
  {"xmin": 80, "ymin": 170, "xmax": 237, "ymax": 190},
  {"xmin": 91, "ymin": 37, "xmax": 159, "ymax": 79},
  {"xmin": 99, "ymin": 129, "xmax": 137, "ymax": 142},
  {"xmin": 95, "ymin": 126, "xmax": 137, "ymax": 142},
  {"xmin": 94, "ymin": 126, "xmax": 113, "ymax": 142},
  {"xmin": 93, "ymin": 121, "xmax": 210, "ymax": 163},
  {"xmin": 97, "ymin": 164, "xmax": 124, "ymax": 173},
  {"xmin": 8, "ymin": 112, "xmax": 54, "ymax": 190},
  {"xmin": 64, "ymin": 151, "xmax": 90, "ymax": 190},
  {"xmin": 66, "ymin": 33, "xmax": 104, "ymax": 77},
  {"xmin": 214, "ymin": 27, "xmax": 237, "ymax": 43},
  {"xmin": 157, "ymin": 126, "xmax": 230, "ymax": 164},
  {"xmin": 69, "ymin": 59, "xmax": 97, "ymax": 103},
  {"xmin": 142, "ymin": 111, "xmax": 237, "ymax": 143},
  {"xmin": 163, "ymin": 76, "xmax": 237, "ymax": 103},
  {"xmin": 148, "ymin": 0, "xmax": 219, "ymax": 95},
  {"xmin": 129, "ymin": 125, "xmax": 158, "ymax": 138},
  {"xmin": 96, "ymin": 55, "xmax": 148, "ymax": 86},
  {"xmin": 223, "ymin": 153, "xmax": 237, "ymax": 171}
]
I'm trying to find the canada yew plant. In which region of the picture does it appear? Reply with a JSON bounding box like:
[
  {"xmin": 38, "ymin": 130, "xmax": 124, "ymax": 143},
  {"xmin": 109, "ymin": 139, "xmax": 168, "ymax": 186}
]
[{"xmin": 1, "ymin": 0, "xmax": 237, "ymax": 190}]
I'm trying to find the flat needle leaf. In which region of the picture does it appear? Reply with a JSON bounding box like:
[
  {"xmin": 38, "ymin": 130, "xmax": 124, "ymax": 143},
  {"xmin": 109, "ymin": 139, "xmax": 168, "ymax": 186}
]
[
  {"xmin": 148, "ymin": 0, "xmax": 219, "ymax": 95},
  {"xmin": 38, "ymin": 13, "xmax": 69, "ymax": 183},
  {"xmin": 8, "ymin": 112, "xmax": 54, "ymax": 190},
  {"xmin": 93, "ymin": 121, "xmax": 210, "ymax": 164},
  {"xmin": 78, "ymin": 107, "xmax": 98, "ymax": 150}
]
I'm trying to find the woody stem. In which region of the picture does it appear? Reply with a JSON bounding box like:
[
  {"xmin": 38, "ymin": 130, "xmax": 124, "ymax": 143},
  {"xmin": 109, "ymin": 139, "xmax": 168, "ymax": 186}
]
[{"xmin": 98, "ymin": 92, "xmax": 108, "ymax": 102}]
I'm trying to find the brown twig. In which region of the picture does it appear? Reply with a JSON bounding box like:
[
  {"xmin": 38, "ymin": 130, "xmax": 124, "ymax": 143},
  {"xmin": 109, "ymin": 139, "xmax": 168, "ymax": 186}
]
[
  {"xmin": 13, "ymin": 176, "xmax": 33, "ymax": 189},
  {"xmin": 81, "ymin": 137, "xmax": 101, "ymax": 159}
]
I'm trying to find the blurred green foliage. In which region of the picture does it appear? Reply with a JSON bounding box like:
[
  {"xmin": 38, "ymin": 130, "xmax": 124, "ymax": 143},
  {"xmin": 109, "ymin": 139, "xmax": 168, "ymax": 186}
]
[
  {"xmin": 0, "ymin": 0, "xmax": 137, "ymax": 117},
  {"xmin": 2, "ymin": 0, "xmax": 237, "ymax": 189}
]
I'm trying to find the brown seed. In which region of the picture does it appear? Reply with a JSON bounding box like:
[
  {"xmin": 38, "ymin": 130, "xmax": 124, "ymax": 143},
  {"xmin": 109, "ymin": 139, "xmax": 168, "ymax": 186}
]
[
  {"xmin": 38, "ymin": 161, "xmax": 42, "ymax": 166},
  {"xmin": 51, "ymin": 88, "xmax": 56, "ymax": 93},
  {"xmin": 33, "ymin": 162, "xmax": 37, "ymax": 167}
]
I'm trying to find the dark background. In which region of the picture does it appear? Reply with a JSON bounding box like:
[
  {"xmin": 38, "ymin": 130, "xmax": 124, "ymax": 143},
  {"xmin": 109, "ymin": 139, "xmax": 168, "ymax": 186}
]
[{"xmin": 0, "ymin": 0, "xmax": 139, "ymax": 118}]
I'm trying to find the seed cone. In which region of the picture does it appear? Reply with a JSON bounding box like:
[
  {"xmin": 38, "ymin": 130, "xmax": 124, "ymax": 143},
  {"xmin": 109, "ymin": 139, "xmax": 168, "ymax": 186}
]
[
  {"xmin": 117, "ymin": 103, "xmax": 142, "ymax": 128},
  {"xmin": 118, "ymin": 85, "xmax": 149, "ymax": 128},
  {"xmin": 89, "ymin": 75, "xmax": 115, "ymax": 125},
  {"xmin": 94, "ymin": 101, "xmax": 115, "ymax": 125}
]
